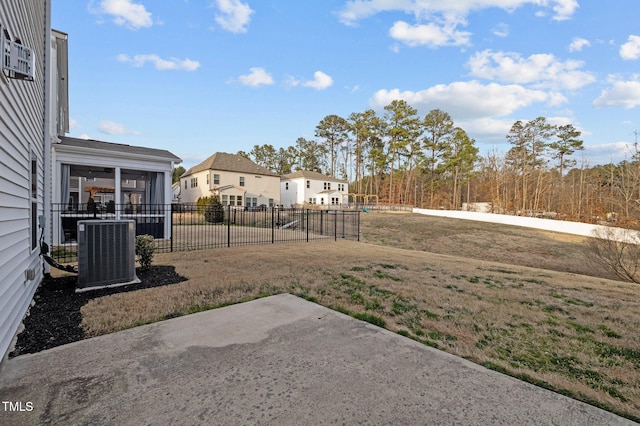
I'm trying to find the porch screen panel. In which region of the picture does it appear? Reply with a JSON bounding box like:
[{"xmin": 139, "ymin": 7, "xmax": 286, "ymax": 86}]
[
  {"xmin": 150, "ymin": 172, "xmax": 164, "ymax": 213},
  {"xmin": 60, "ymin": 164, "xmax": 70, "ymax": 243}
]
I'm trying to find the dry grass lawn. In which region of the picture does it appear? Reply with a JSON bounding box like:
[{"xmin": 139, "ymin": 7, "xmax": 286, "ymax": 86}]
[{"xmin": 80, "ymin": 212, "xmax": 640, "ymax": 421}]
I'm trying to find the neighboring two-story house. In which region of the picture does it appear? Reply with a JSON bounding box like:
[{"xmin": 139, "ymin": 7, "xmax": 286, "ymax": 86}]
[
  {"xmin": 180, "ymin": 152, "xmax": 280, "ymax": 208},
  {"xmin": 280, "ymin": 171, "xmax": 348, "ymax": 208}
]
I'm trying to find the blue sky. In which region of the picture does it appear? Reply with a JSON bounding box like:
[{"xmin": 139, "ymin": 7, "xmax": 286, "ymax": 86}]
[{"xmin": 53, "ymin": 0, "xmax": 640, "ymax": 171}]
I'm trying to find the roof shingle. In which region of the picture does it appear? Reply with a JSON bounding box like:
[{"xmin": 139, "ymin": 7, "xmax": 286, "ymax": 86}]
[{"xmin": 182, "ymin": 152, "xmax": 277, "ymax": 177}]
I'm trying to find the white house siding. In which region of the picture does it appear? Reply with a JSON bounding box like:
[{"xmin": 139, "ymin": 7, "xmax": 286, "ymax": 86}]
[
  {"xmin": 0, "ymin": 0, "xmax": 50, "ymax": 361},
  {"xmin": 280, "ymin": 173, "xmax": 348, "ymax": 207}
]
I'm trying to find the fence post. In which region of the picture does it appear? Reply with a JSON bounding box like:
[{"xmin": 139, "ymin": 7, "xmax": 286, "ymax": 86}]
[
  {"xmin": 170, "ymin": 204, "xmax": 174, "ymax": 252},
  {"xmin": 334, "ymin": 210, "xmax": 337, "ymax": 241},
  {"xmin": 357, "ymin": 210, "xmax": 360, "ymax": 241},
  {"xmin": 227, "ymin": 205, "xmax": 231, "ymax": 247},
  {"xmin": 320, "ymin": 210, "xmax": 323, "ymax": 236},
  {"xmin": 306, "ymin": 209, "xmax": 309, "ymax": 242},
  {"xmin": 271, "ymin": 207, "xmax": 275, "ymax": 244}
]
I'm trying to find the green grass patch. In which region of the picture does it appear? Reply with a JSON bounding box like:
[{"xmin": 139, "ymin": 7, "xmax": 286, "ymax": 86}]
[
  {"xmin": 551, "ymin": 292, "xmax": 594, "ymax": 307},
  {"xmin": 521, "ymin": 278, "xmax": 548, "ymax": 285},
  {"xmin": 350, "ymin": 292, "xmax": 365, "ymax": 305},
  {"xmin": 568, "ymin": 321, "xmax": 595, "ymax": 334},
  {"xmin": 353, "ymin": 312, "xmax": 386, "ymax": 328},
  {"xmin": 485, "ymin": 267, "xmax": 519, "ymax": 275},
  {"xmin": 373, "ymin": 270, "xmax": 402, "ymax": 281},
  {"xmin": 350, "ymin": 266, "xmax": 368, "ymax": 272},
  {"xmin": 365, "ymin": 298, "xmax": 383, "ymax": 311},
  {"xmin": 422, "ymin": 309, "xmax": 439, "ymax": 320},
  {"xmin": 368, "ymin": 285, "xmax": 395, "ymax": 298},
  {"xmin": 391, "ymin": 296, "xmax": 417, "ymax": 315},
  {"xmin": 598, "ymin": 325, "xmax": 622, "ymax": 339}
]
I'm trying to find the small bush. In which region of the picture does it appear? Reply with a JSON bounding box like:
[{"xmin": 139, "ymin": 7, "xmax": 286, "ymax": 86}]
[
  {"xmin": 586, "ymin": 227, "xmax": 640, "ymax": 283},
  {"xmin": 197, "ymin": 196, "xmax": 225, "ymax": 223},
  {"xmin": 135, "ymin": 234, "xmax": 155, "ymax": 269}
]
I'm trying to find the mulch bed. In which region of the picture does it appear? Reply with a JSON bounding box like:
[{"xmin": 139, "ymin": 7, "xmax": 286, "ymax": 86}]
[{"xmin": 9, "ymin": 265, "xmax": 187, "ymax": 358}]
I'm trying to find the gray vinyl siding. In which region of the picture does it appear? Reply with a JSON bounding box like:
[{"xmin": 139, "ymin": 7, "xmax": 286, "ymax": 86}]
[{"xmin": 0, "ymin": 0, "xmax": 48, "ymax": 361}]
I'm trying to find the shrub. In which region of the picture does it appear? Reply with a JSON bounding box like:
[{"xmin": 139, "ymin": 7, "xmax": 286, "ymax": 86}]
[
  {"xmin": 585, "ymin": 226, "xmax": 640, "ymax": 283},
  {"xmin": 202, "ymin": 196, "xmax": 225, "ymax": 223},
  {"xmin": 135, "ymin": 234, "xmax": 155, "ymax": 270}
]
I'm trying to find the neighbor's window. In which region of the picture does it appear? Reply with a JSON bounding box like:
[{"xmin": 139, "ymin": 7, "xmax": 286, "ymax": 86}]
[
  {"xmin": 306, "ymin": 180, "xmax": 310, "ymax": 189},
  {"xmin": 214, "ymin": 174, "xmax": 220, "ymax": 185},
  {"xmin": 229, "ymin": 195, "xmax": 236, "ymax": 206},
  {"xmin": 206, "ymin": 174, "xmax": 209, "ymax": 185},
  {"xmin": 184, "ymin": 180, "xmax": 187, "ymax": 189},
  {"xmin": 239, "ymin": 176, "xmax": 245, "ymax": 187},
  {"xmin": 221, "ymin": 195, "xmax": 228, "ymax": 204},
  {"xmin": 237, "ymin": 196, "xmax": 242, "ymax": 206},
  {"xmin": 285, "ymin": 182, "xmax": 289, "ymax": 190},
  {"xmin": 268, "ymin": 198, "xmax": 274, "ymax": 207}
]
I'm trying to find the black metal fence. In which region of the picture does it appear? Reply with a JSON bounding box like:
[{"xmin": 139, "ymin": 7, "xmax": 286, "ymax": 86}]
[{"xmin": 50, "ymin": 203, "xmax": 360, "ymax": 263}]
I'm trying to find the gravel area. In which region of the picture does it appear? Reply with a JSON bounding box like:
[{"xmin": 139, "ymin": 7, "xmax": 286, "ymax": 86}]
[{"xmin": 9, "ymin": 265, "xmax": 186, "ymax": 358}]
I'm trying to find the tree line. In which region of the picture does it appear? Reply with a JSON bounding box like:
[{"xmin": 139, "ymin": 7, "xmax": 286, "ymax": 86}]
[{"xmin": 175, "ymin": 99, "xmax": 640, "ymax": 226}]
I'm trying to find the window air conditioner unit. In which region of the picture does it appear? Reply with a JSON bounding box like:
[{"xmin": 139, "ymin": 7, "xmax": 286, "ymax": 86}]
[
  {"xmin": 1, "ymin": 29, "xmax": 35, "ymax": 80},
  {"xmin": 77, "ymin": 220, "xmax": 140, "ymax": 292}
]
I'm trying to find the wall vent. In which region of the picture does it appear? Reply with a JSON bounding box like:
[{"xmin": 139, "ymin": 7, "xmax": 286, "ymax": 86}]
[
  {"xmin": 1, "ymin": 27, "xmax": 35, "ymax": 80},
  {"xmin": 77, "ymin": 220, "xmax": 139, "ymax": 292}
]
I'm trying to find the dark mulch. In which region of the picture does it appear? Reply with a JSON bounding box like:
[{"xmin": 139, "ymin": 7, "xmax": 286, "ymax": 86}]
[{"xmin": 9, "ymin": 265, "xmax": 187, "ymax": 358}]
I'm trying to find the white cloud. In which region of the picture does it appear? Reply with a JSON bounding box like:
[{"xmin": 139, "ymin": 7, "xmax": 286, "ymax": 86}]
[
  {"xmin": 593, "ymin": 79, "xmax": 640, "ymax": 109},
  {"xmin": 118, "ymin": 54, "xmax": 200, "ymax": 71},
  {"xmin": 236, "ymin": 67, "xmax": 274, "ymax": 87},
  {"xmin": 467, "ymin": 49, "xmax": 596, "ymax": 90},
  {"xmin": 337, "ymin": 1, "xmax": 578, "ymax": 26},
  {"xmin": 568, "ymin": 37, "xmax": 590, "ymax": 52},
  {"xmin": 97, "ymin": 0, "xmax": 152, "ymax": 29},
  {"xmin": 98, "ymin": 120, "xmax": 138, "ymax": 135},
  {"xmin": 302, "ymin": 71, "xmax": 334, "ymax": 90},
  {"xmin": 370, "ymin": 81, "xmax": 557, "ymax": 120},
  {"xmin": 69, "ymin": 118, "xmax": 81, "ymax": 130},
  {"xmin": 584, "ymin": 142, "xmax": 635, "ymax": 164},
  {"xmin": 213, "ymin": 0, "xmax": 254, "ymax": 33},
  {"xmin": 78, "ymin": 134, "xmax": 91, "ymax": 140},
  {"xmin": 285, "ymin": 75, "xmax": 301, "ymax": 88},
  {"xmin": 620, "ymin": 35, "xmax": 640, "ymax": 61},
  {"xmin": 492, "ymin": 23, "xmax": 509, "ymax": 38},
  {"xmin": 389, "ymin": 20, "xmax": 471, "ymax": 48},
  {"xmin": 456, "ymin": 117, "xmax": 514, "ymax": 138}
]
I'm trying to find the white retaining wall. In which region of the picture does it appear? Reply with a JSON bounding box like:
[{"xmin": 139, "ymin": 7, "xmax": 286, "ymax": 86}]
[{"xmin": 412, "ymin": 209, "xmax": 639, "ymax": 242}]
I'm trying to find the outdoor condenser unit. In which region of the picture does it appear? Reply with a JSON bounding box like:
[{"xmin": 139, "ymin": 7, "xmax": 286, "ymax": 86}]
[{"xmin": 77, "ymin": 220, "xmax": 140, "ymax": 292}]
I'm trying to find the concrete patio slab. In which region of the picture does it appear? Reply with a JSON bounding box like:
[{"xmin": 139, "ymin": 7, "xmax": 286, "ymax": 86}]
[{"xmin": 0, "ymin": 294, "xmax": 635, "ymax": 425}]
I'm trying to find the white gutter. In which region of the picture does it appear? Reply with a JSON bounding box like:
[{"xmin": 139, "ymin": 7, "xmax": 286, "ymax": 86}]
[{"xmin": 43, "ymin": 0, "xmax": 53, "ymax": 254}]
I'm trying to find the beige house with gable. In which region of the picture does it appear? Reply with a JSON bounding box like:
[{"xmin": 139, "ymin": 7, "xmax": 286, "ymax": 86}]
[{"xmin": 180, "ymin": 152, "xmax": 280, "ymax": 208}]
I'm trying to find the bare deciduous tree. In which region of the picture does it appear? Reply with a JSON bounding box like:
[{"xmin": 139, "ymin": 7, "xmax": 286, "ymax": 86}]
[{"xmin": 586, "ymin": 227, "xmax": 640, "ymax": 283}]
